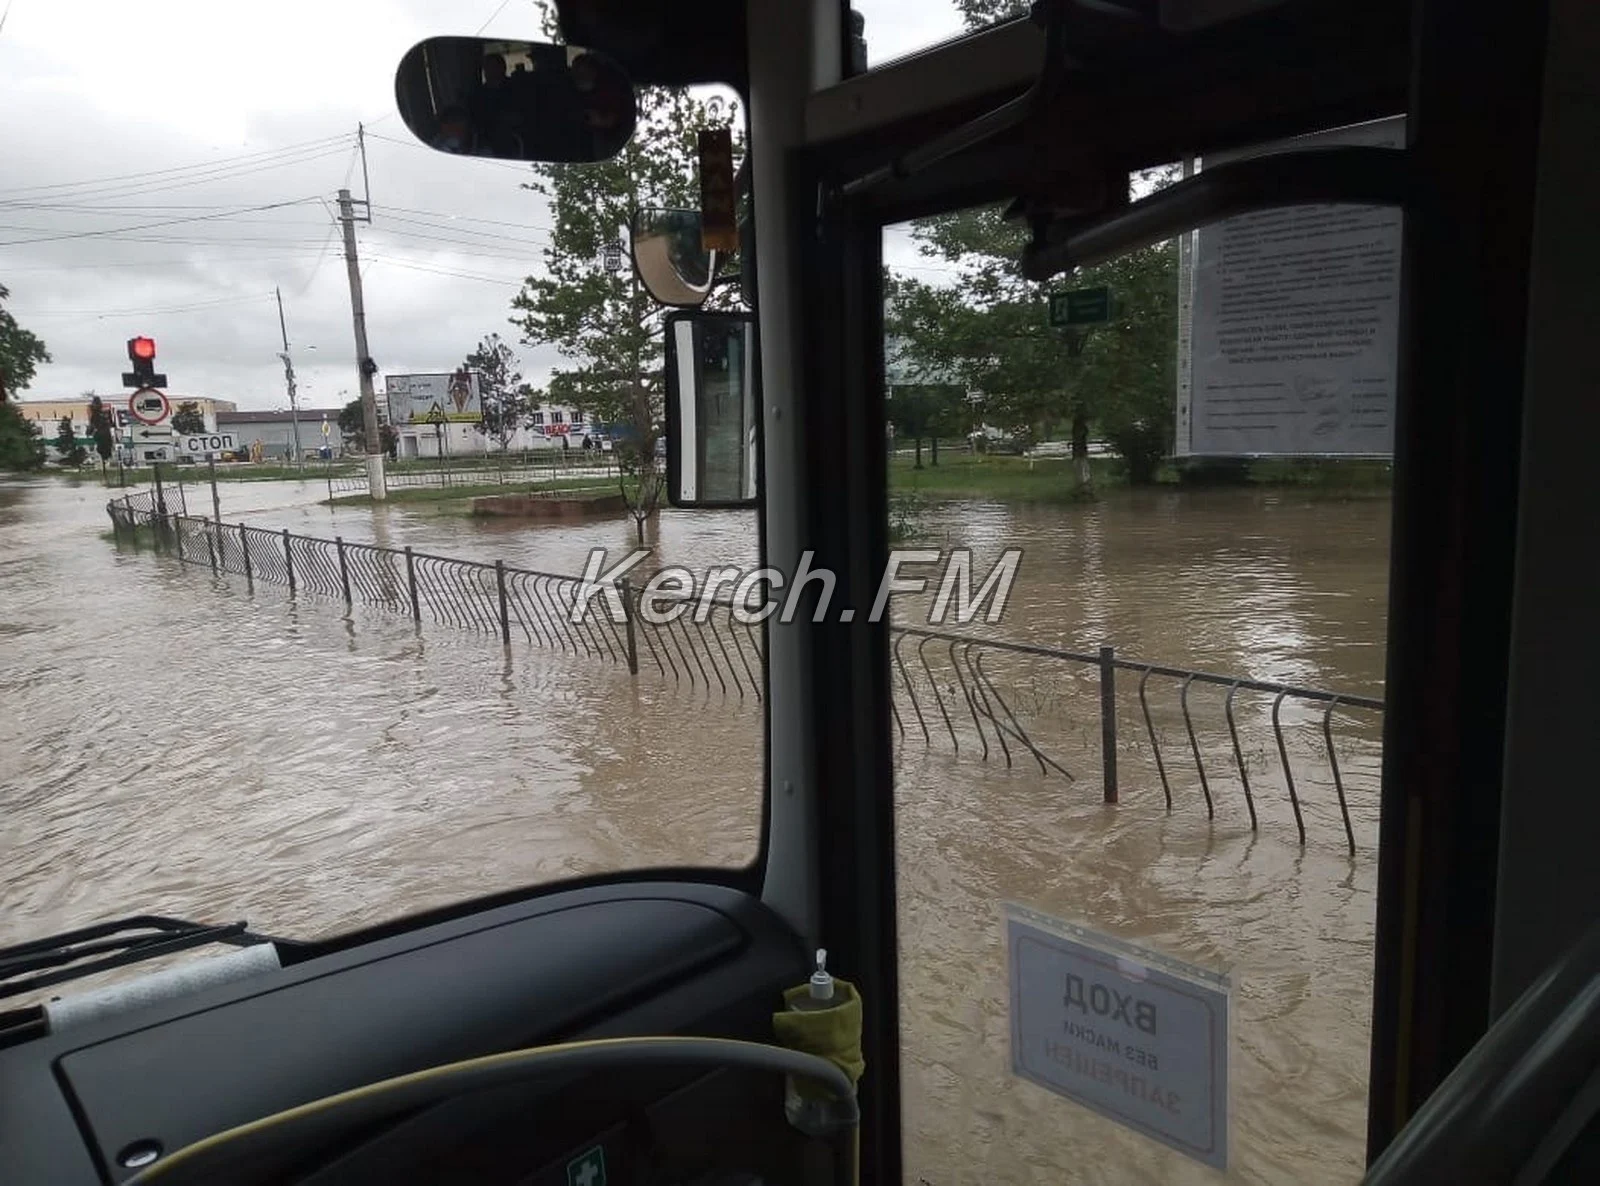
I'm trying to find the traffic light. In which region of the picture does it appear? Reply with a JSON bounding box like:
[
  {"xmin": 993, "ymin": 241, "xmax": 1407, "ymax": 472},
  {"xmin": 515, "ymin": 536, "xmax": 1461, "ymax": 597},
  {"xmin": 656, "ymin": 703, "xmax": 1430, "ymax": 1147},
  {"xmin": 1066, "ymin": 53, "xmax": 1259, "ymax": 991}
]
[{"xmin": 122, "ymin": 337, "xmax": 167, "ymax": 388}]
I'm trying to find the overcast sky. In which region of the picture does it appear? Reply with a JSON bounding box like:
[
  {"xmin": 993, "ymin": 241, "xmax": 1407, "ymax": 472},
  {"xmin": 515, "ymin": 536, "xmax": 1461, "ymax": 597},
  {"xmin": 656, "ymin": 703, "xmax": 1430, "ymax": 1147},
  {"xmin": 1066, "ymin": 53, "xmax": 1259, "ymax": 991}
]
[{"xmin": 1, "ymin": 1, "xmax": 969, "ymax": 411}]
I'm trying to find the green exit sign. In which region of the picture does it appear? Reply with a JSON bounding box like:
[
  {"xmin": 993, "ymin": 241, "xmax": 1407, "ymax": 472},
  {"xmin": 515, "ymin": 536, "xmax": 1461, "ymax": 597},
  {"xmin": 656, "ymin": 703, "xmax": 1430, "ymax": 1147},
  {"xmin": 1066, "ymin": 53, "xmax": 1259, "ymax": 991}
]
[{"xmin": 1049, "ymin": 286, "xmax": 1113, "ymax": 327}]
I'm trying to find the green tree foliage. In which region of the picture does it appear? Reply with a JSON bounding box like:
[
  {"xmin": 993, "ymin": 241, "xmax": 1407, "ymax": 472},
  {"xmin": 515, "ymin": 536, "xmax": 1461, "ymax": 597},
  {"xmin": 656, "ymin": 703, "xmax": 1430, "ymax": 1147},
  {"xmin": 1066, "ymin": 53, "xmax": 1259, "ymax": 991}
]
[
  {"xmin": 0, "ymin": 283, "xmax": 51, "ymax": 404},
  {"xmin": 337, "ymin": 398, "xmax": 396, "ymax": 455},
  {"xmin": 0, "ymin": 401, "xmax": 46, "ymax": 471},
  {"xmin": 53, "ymin": 415, "xmax": 87, "ymax": 467},
  {"xmin": 953, "ymin": 0, "xmax": 1030, "ymax": 26},
  {"xmin": 883, "ymin": 0, "xmax": 1179, "ymax": 486},
  {"xmin": 86, "ymin": 394, "xmax": 115, "ymax": 478},
  {"xmin": 466, "ymin": 333, "xmax": 529, "ymax": 452},
  {"xmin": 170, "ymin": 400, "xmax": 205, "ymax": 434},
  {"xmin": 509, "ymin": 74, "xmax": 744, "ymax": 543},
  {"xmin": 886, "ymin": 382, "xmax": 968, "ymax": 468},
  {"xmin": 888, "ymin": 188, "xmax": 1178, "ymax": 485}
]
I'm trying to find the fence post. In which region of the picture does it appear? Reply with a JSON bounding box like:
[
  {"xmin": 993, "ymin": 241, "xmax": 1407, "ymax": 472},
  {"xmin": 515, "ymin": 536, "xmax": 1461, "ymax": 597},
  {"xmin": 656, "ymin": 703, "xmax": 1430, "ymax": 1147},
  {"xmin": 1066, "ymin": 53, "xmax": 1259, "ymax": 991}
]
[
  {"xmin": 282, "ymin": 529, "xmax": 296, "ymax": 594},
  {"xmin": 173, "ymin": 513, "xmax": 185, "ymax": 562},
  {"xmin": 404, "ymin": 546, "xmax": 420, "ymax": 622},
  {"xmin": 206, "ymin": 523, "xmax": 218, "ymax": 574},
  {"xmin": 1099, "ymin": 644, "xmax": 1118, "ymax": 804},
  {"xmin": 239, "ymin": 523, "xmax": 252, "ymax": 583},
  {"xmin": 620, "ymin": 576, "xmax": 639, "ymax": 674},
  {"xmin": 495, "ymin": 560, "xmax": 511, "ymax": 645},
  {"xmin": 336, "ymin": 536, "xmax": 352, "ymax": 604}
]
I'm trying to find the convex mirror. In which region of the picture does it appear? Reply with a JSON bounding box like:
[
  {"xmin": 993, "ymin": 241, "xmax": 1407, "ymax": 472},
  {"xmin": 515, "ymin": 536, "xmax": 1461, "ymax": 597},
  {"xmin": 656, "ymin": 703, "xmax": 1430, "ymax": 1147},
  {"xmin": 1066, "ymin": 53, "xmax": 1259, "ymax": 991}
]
[
  {"xmin": 631, "ymin": 208, "xmax": 757, "ymax": 309},
  {"xmin": 395, "ymin": 38, "xmax": 637, "ymax": 162},
  {"xmin": 664, "ymin": 312, "xmax": 758, "ymax": 508},
  {"xmin": 632, "ymin": 209, "xmax": 719, "ymax": 306}
]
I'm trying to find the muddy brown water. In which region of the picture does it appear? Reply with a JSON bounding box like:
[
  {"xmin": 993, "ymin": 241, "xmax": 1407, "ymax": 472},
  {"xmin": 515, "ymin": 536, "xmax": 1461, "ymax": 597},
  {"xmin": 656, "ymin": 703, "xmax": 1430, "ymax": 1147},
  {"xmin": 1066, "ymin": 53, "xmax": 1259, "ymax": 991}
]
[{"xmin": 1, "ymin": 475, "xmax": 1389, "ymax": 1184}]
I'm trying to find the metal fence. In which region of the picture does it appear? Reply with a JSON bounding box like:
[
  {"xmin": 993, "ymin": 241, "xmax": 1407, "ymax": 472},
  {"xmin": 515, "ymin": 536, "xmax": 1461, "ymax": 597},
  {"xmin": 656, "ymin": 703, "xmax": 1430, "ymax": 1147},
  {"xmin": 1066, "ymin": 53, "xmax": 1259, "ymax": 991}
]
[
  {"xmin": 107, "ymin": 497, "xmax": 1385, "ymax": 854},
  {"xmin": 890, "ymin": 628, "xmax": 1383, "ymax": 854},
  {"xmin": 327, "ymin": 452, "xmax": 621, "ymax": 497},
  {"xmin": 107, "ymin": 501, "xmax": 764, "ymax": 700}
]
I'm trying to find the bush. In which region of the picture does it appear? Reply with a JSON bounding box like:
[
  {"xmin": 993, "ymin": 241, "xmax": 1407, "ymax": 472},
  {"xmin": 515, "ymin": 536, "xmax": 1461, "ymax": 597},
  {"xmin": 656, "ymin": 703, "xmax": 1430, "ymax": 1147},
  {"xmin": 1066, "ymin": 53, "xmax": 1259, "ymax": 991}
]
[
  {"xmin": 0, "ymin": 402, "xmax": 46, "ymax": 471},
  {"xmin": 1174, "ymin": 457, "xmax": 1254, "ymax": 486},
  {"xmin": 1105, "ymin": 422, "xmax": 1167, "ymax": 485}
]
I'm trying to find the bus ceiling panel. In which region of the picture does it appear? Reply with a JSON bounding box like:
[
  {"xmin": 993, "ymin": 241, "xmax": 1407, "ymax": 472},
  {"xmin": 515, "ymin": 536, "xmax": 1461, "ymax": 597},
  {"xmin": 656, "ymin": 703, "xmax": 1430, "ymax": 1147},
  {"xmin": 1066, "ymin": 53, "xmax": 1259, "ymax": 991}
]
[
  {"xmin": 806, "ymin": 18, "xmax": 1043, "ymax": 147},
  {"xmin": 823, "ymin": 0, "xmax": 1405, "ymax": 217},
  {"xmin": 553, "ymin": 0, "xmax": 747, "ymax": 88},
  {"xmin": 1020, "ymin": 146, "xmax": 1410, "ymax": 280}
]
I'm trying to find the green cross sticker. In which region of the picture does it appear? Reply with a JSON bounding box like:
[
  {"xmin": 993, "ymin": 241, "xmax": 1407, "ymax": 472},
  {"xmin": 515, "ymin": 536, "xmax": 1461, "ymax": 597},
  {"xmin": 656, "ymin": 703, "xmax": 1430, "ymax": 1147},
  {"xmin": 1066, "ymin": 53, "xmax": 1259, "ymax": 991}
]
[{"xmin": 567, "ymin": 1146, "xmax": 606, "ymax": 1186}]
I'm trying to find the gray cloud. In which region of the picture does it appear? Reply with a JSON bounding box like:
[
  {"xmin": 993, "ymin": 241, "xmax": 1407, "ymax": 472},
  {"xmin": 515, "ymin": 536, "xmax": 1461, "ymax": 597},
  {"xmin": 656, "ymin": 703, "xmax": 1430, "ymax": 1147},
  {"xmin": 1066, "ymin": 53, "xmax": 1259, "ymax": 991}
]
[{"xmin": 2, "ymin": 0, "xmax": 963, "ymax": 409}]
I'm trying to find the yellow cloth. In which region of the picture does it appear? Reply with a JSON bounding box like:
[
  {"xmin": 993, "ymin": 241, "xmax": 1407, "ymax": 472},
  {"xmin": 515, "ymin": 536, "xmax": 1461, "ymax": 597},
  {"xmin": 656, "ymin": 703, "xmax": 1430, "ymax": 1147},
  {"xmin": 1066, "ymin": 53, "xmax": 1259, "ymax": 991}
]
[{"xmin": 771, "ymin": 978, "xmax": 865, "ymax": 1101}]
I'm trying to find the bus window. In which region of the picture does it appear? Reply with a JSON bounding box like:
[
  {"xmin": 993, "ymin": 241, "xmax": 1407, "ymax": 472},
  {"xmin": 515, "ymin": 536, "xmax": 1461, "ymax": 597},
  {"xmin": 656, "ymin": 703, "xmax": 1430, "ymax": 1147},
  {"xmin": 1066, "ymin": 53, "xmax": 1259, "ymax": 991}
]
[{"xmin": 882, "ymin": 176, "xmax": 1392, "ymax": 1180}]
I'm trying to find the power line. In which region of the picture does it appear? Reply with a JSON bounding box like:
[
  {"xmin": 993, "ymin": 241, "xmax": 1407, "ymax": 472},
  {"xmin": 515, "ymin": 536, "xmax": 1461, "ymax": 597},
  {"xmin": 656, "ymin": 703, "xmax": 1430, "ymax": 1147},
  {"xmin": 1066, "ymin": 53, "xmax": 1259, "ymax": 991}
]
[
  {"xmin": 365, "ymin": 211, "xmax": 550, "ymax": 246},
  {"xmin": 475, "ymin": 0, "xmax": 515, "ymax": 35},
  {"xmin": 365, "ymin": 255, "xmax": 526, "ymax": 286},
  {"xmin": 371, "ymin": 203, "xmax": 552, "ymax": 233},
  {"xmin": 362, "ymin": 130, "xmax": 536, "ymax": 174},
  {"xmin": 1, "ymin": 252, "xmax": 336, "ymax": 271},
  {"xmin": 18, "ymin": 291, "xmax": 277, "ymax": 319},
  {"xmin": 0, "ymin": 134, "xmax": 353, "ymax": 198},
  {"xmin": 292, "ymin": 222, "xmax": 342, "ymax": 298},
  {"xmin": 0, "ymin": 143, "xmax": 355, "ymax": 210},
  {"xmin": 0, "ymin": 197, "xmax": 326, "ymax": 247}
]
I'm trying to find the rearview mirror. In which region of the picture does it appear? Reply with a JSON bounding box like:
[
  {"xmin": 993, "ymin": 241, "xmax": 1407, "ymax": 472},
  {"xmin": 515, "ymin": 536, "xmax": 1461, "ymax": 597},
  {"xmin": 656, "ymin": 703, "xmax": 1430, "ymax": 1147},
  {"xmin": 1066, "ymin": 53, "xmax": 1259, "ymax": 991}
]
[
  {"xmin": 394, "ymin": 38, "xmax": 637, "ymax": 162},
  {"xmin": 632, "ymin": 209, "xmax": 719, "ymax": 307},
  {"xmin": 664, "ymin": 312, "xmax": 758, "ymax": 508}
]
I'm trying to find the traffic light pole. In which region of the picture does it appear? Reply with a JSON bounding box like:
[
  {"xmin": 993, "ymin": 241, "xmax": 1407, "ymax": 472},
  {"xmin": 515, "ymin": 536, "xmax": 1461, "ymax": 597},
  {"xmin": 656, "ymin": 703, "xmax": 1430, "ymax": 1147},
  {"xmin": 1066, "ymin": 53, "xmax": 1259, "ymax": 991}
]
[
  {"xmin": 337, "ymin": 188, "xmax": 386, "ymax": 500},
  {"xmin": 276, "ymin": 287, "xmax": 304, "ymax": 472}
]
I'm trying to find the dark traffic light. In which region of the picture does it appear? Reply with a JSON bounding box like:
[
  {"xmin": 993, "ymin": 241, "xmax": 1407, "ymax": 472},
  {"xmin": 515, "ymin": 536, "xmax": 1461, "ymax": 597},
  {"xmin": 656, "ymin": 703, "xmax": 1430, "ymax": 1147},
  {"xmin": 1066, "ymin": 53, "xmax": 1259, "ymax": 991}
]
[{"xmin": 122, "ymin": 337, "xmax": 167, "ymax": 388}]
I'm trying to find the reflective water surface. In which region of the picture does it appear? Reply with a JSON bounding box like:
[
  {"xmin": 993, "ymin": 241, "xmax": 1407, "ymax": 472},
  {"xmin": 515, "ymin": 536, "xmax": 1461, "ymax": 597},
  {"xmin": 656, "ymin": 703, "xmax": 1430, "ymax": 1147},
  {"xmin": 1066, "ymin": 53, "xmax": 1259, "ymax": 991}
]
[{"xmin": 2, "ymin": 475, "xmax": 1389, "ymax": 1185}]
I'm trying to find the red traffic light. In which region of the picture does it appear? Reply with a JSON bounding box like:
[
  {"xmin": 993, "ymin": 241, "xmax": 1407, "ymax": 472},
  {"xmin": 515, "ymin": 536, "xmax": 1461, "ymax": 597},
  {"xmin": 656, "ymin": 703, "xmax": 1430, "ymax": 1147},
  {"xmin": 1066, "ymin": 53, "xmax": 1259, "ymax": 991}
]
[{"xmin": 129, "ymin": 336, "xmax": 157, "ymax": 361}]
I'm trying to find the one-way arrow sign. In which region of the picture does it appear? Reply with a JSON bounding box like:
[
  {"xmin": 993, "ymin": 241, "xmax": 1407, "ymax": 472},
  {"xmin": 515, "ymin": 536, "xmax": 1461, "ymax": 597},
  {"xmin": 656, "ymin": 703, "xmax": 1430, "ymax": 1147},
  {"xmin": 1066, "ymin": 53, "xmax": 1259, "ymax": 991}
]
[{"xmin": 128, "ymin": 424, "xmax": 173, "ymax": 444}]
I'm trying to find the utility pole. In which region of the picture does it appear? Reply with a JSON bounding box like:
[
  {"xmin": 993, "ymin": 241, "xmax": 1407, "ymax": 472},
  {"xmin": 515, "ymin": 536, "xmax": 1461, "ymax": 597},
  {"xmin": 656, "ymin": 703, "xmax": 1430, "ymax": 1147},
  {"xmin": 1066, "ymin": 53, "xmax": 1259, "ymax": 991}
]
[
  {"xmin": 337, "ymin": 187, "xmax": 386, "ymax": 500},
  {"xmin": 275, "ymin": 287, "xmax": 304, "ymax": 471}
]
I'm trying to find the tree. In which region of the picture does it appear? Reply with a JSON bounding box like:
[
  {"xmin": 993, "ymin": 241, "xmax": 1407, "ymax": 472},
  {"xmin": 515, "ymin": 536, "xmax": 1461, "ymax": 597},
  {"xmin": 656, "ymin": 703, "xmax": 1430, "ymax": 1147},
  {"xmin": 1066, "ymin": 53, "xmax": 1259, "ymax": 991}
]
[
  {"xmin": 0, "ymin": 283, "xmax": 50, "ymax": 405},
  {"xmin": 338, "ymin": 398, "xmax": 397, "ymax": 455},
  {"xmin": 466, "ymin": 334, "xmax": 529, "ymax": 455},
  {"xmin": 53, "ymin": 415, "xmax": 87, "ymax": 468},
  {"xmin": 888, "ymin": 193, "xmax": 1179, "ymax": 487},
  {"xmin": 0, "ymin": 402, "xmax": 45, "ymax": 471},
  {"xmin": 887, "ymin": 383, "xmax": 967, "ymax": 468},
  {"xmin": 510, "ymin": 43, "xmax": 745, "ymax": 544},
  {"xmin": 86, "ymin": 394, "xmax": 115, "ymax": 479},
  {"xmin": 883, "ymin": 0, "xmax": 1180, "ymax": 488},
  {"xmin": 170, "ymin": 401, "xmax": 205, "ymax": 434}
]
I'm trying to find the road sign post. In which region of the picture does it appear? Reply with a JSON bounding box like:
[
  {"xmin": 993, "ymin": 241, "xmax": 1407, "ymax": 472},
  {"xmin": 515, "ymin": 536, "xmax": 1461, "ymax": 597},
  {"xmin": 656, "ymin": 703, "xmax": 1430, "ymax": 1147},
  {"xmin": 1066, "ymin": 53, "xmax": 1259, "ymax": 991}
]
[{"xmin": 208, "ymin": 457, "xmax": 223, "ymax": 538}]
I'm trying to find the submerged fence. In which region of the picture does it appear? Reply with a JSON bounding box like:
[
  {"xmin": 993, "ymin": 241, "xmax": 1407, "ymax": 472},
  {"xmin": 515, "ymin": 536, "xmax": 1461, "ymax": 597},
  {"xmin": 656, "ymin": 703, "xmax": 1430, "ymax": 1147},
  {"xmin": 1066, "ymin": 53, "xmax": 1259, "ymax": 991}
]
[
  {"xmin": 108, "ymin": 497, "xmax": 1385, "ymax": 854},
  {"xmin": 327, "ymin": 452, "xmax": 622, "ymax": 497}
]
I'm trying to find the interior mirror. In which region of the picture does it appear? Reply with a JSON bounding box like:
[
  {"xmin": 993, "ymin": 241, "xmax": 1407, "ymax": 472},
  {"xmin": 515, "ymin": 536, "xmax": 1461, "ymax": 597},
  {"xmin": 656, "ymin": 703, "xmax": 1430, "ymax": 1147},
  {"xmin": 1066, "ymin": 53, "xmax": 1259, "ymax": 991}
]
[
  {"xmin": 394, "ymin": 38, "xmax": 637, "ymax": 162},
  {"xmin": 632, "ymin": 209, "xmax": 718, "ymax": 307},
  {"xmin": 664, "ymin": 312, "xmax": 759, "ymax": 508}
]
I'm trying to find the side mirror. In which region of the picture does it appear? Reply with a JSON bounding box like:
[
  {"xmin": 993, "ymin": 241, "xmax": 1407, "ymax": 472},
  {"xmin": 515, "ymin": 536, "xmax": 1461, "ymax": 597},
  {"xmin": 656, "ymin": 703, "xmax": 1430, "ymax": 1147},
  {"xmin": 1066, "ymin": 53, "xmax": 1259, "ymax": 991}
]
[
  {"xmin": 632, "ymin": 209, "xmax": 719, "ymax": 307},
  {"xmin": 394, "ymin": 38, "xmax": 637, "ymax": 162},
  {"xmin": 664, "ymin": 312, "xmax": 759, "ymax": 508},
  {"xmin": 631, "ymin": 207, "xmax": 757, "ymax": 310}
]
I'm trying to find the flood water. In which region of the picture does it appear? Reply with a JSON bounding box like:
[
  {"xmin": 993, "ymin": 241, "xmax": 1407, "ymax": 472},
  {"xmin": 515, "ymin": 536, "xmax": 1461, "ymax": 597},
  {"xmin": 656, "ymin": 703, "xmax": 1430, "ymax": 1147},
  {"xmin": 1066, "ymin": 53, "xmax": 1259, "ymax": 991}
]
[{"xmin": 1, "ymin": 473, "xmax": 1390, "ymax": 1185}]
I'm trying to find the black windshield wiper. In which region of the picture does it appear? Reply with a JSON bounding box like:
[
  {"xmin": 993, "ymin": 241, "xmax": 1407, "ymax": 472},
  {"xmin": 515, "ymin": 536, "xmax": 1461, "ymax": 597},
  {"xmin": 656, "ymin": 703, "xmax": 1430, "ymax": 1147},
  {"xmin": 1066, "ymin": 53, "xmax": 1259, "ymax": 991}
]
[{"xmin": 0, "ymin": 915, "xmax": 271, "ymax": 1001}]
